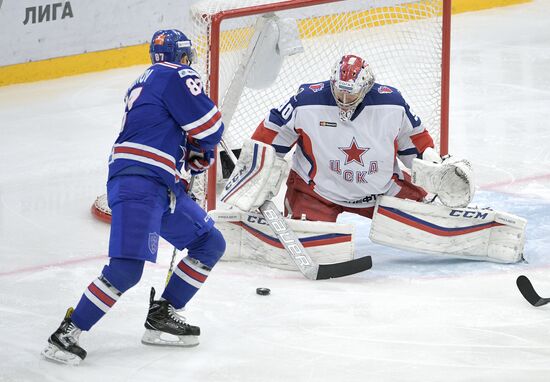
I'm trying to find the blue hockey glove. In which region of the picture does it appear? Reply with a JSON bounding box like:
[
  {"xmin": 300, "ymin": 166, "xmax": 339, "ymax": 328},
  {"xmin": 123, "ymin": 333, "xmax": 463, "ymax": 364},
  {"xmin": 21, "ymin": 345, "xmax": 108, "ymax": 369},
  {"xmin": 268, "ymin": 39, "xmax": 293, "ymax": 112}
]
[{"xmin": 185, "ymin": 146, "xmax": 215, "ymax": 175}]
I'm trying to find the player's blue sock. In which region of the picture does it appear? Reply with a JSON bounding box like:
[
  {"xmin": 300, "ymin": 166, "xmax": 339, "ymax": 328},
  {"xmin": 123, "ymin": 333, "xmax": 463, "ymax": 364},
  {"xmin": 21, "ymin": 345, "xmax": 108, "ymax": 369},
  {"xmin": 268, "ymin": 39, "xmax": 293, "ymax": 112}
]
[
  {"xmin": 71, "ymin": 258, "xmax": 145, "ymax": 331},
  {"xmin": 161, "ymin": 256, "xmax": 211, "ymax": 309},
  {"xmin": 162, "ymin": 228, "xmax": 225, "ymax": 309}
]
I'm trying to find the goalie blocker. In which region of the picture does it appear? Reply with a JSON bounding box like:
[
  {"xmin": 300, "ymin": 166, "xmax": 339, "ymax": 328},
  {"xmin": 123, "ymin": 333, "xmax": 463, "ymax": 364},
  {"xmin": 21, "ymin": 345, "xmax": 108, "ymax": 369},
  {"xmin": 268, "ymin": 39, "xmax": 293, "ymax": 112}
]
[
  {"xmin": 370, "ymin": 196, "xmax": 526, "ymax": 263},
  {"xmin": 220, "ymin": 139, "xmax": 289, "ymax": 212}
]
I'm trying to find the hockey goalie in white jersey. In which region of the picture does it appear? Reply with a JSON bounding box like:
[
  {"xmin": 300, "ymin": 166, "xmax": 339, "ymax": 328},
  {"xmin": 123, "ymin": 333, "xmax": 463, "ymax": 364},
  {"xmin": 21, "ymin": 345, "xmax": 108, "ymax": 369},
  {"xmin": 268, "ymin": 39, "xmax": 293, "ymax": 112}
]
[{"xmin": 219, "ymin": 54, "xmax": 526, "ymax": 266}]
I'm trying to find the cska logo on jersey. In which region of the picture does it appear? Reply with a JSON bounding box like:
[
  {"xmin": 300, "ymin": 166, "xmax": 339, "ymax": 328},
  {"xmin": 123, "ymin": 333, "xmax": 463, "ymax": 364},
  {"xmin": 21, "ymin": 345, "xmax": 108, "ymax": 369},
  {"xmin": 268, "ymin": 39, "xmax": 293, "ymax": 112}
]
[
  {"xmin": 309, "ymin": 83, "xmax": 324, "ymax": 92},
  {"xmin": 378, "ymin": 86, "xmax": 393, "ymax": 94},
  {"xmin": 338, "ymin": 137, "xmax": 369, "ymax": 166},
  {"xmin": 154, "ymin": 33, "xmax": 166, "ymax": 46}
]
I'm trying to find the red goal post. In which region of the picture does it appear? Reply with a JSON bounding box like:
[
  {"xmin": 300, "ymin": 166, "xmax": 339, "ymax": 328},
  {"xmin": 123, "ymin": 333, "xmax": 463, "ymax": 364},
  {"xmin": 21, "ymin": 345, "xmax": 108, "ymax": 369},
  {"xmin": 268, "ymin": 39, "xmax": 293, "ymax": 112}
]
[{"xmin": 189, "ymin": 0, "xmax": 451, "ymax": 211}]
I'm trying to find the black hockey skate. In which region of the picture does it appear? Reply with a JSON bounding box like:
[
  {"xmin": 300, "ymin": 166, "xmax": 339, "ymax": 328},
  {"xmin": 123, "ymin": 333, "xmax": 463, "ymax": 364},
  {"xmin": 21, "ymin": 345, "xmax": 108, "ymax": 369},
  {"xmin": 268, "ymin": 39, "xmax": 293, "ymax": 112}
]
[
  {"xmin": 41, "ymin": 307, "xmax": 87, "ymax": 365},
  {"xmin": 141, "ymin": 287, "xmax": 200, "ymax": 347}
]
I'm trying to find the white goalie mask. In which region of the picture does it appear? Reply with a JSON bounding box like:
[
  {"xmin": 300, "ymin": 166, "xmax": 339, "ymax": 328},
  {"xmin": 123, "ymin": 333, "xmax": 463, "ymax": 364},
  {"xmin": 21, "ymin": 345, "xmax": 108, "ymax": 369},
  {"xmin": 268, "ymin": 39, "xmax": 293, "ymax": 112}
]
[{"xmin": 330, "ymin": 55, "xmax": 375, "ymax": 121}]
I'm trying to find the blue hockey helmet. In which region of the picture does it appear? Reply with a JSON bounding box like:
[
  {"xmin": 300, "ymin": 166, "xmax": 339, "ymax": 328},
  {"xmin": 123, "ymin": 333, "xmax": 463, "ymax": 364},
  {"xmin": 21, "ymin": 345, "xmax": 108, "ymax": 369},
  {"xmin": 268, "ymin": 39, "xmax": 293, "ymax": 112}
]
[{"xmin": 149, "ymin": 29, "xmax": 196, "ymax": 65}]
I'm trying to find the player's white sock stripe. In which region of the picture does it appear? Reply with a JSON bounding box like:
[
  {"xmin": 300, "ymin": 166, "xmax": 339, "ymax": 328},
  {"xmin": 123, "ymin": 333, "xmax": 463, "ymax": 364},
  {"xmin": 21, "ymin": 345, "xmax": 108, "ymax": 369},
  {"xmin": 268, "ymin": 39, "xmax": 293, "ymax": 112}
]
[
  {"xmin": 84, "ymin": 289, "xmax": 110, "ymax": 313},
  {"xmin": 93, "ymin": 277, "xmax": 121, "ymax": 301},
  {"xmin": 182, "ymin": 257, "xmax": 210, "ymax": 277},
  {"xmin": 173, "ymin": 266, "xmax": 203, "ymax": 289}
]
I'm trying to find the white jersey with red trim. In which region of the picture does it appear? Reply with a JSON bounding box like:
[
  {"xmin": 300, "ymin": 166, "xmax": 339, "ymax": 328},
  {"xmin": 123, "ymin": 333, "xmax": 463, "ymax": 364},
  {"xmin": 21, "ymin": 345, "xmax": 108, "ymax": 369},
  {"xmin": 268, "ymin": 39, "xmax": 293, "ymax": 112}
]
[
  {"xmin": 108, "ymin": 62, "xmax": 224, "ymax": 195},
  {"xmin": 252, "ymin": 81, "xmax": 434, "ymax": 208}
]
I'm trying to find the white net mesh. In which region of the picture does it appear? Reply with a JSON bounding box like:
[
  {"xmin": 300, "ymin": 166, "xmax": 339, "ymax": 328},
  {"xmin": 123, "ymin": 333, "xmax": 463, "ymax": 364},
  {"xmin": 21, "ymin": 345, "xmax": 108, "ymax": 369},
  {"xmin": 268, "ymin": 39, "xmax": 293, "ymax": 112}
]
[
  {"xmin": 188, "ymin": 172, "xmax": 207, "ymax": 209},
  {"xmin": 188, "ymin": 0, "xmax": 448, "ymax": 208}
]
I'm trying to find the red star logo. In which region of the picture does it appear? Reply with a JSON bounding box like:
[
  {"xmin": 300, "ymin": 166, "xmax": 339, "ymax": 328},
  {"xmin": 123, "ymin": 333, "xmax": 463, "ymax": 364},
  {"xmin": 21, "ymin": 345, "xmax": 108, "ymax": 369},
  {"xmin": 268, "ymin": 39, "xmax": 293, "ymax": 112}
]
[{"xmin": 338, "ymin": 137, "xmax": 369, "ymax": 166}]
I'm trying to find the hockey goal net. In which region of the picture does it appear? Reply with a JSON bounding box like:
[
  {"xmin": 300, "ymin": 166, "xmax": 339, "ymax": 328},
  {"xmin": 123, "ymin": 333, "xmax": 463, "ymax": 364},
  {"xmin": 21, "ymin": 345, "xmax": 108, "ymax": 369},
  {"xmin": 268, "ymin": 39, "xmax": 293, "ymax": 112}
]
[
  {"xmin": 190, "ymin": 0, "xmax": 450, "ymax": 211},
  {"xmin": 92, "ymin": 0, "xmax": 450, "ymax": 220}
]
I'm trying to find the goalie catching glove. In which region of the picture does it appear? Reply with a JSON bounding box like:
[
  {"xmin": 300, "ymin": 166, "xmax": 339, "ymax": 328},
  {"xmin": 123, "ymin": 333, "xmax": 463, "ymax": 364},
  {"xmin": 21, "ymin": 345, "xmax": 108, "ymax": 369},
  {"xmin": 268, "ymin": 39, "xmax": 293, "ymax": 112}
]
[
  {"xmin": 220, "ymin": 139, "xmax": 289, "ymax": 211},
  {"xmin": 411, "ymin": 147, "xmax": 475, "ymax": 208}
]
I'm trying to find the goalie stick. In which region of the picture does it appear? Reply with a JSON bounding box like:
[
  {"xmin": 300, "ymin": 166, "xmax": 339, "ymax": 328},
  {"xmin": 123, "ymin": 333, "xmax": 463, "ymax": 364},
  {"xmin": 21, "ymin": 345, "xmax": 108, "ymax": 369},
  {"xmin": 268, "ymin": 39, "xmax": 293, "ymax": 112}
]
[
  {"xmin": 220, "ymin": 138, "xmax": 372, "ymax": 280},
  {"xmin": 516, "ymin": 275, "xmax": 550, "ymax": 307}
]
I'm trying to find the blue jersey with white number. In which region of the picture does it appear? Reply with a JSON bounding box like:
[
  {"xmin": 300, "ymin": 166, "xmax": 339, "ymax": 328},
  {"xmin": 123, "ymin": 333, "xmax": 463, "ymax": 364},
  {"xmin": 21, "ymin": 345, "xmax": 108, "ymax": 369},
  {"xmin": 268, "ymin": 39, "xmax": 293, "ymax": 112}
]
[{"xmin": 108, "ymin": 61, "xmax": 224, "ymax": 195}]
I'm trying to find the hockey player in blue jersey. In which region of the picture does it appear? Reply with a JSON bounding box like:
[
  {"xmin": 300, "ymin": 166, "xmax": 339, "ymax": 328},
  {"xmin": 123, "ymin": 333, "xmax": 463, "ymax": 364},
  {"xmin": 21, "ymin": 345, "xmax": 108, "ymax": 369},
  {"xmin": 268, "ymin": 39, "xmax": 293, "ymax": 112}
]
[{"xmin": 42, "ymin": 29, "xmax": 226, "ymax": 365}]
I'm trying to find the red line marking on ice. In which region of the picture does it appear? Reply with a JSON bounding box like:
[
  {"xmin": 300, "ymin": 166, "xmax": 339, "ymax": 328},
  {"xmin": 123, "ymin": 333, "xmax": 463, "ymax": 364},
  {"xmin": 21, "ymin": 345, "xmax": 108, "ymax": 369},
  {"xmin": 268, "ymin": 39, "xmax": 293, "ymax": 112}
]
[
  {"xmin": 480, "ymin": 173, "xmax": 550, "ymax": 190},
  {"xmin": 0, "ymin": 255, "xmax": 107, "ymax": 277}
]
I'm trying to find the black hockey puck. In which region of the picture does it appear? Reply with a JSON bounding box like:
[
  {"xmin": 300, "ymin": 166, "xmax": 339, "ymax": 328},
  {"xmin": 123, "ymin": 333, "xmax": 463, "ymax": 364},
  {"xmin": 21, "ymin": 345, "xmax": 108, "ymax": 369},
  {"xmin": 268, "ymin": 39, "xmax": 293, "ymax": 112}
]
[{"xmin": 256, "ymin": 287, "xmax": 271, "ymax": 296}]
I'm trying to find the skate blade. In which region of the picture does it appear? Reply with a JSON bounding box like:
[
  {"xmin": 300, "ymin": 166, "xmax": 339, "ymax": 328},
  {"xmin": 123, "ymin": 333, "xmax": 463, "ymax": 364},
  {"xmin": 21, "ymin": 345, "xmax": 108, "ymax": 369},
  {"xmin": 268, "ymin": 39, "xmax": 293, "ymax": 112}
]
[
  {"xmin": 41, "ymin": 343, "xmax": 82, "ymax": 366},
  {"xmin": 141, "ymin": 329, "xmax": 199, "ymax": 347}
]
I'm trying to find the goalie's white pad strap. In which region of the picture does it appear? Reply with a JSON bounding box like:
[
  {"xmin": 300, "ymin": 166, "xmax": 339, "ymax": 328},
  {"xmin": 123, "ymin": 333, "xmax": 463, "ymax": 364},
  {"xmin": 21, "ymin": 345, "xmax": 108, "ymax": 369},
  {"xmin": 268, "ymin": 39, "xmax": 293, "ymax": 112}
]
[
  {"xmin": 411, "ymin": 147, "xmax": 475, "ymax": 208},
  {"xmin": 369, "ymin": 196, "xmax": 526, "ymax": 263},
  {"xmin": 220, "ymin": 139, "xmax": 288, "ymax": 211},
  {"xmin": 210, "ymin": 210, "xmax": 355, "ymax": 270}
]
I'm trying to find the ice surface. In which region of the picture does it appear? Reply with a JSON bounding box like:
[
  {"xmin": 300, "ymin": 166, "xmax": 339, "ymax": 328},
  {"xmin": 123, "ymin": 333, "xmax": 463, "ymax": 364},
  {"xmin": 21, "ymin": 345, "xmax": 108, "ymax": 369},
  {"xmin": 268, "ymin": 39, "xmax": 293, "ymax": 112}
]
[{"xmin": 1, "ymin": 1, "xmax": 550, "ymax": 381}]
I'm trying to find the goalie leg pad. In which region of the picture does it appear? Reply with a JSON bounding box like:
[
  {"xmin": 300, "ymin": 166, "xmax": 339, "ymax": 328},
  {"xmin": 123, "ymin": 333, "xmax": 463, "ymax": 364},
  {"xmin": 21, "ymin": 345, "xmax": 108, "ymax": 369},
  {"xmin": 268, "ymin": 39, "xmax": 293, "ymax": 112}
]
[
  {"xmin": 369, "ymin": 196, "xmax": 526, "ymax": 263},
  {"xmin": 209, "ymin": 210, "xmax": 355, "ymax": 270}
]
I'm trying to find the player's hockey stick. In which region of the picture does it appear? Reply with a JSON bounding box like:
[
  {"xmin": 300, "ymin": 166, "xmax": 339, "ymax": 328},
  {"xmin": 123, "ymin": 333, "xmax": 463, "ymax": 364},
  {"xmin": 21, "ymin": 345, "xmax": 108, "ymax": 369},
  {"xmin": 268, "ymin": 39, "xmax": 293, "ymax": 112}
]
[
  {"xmin": 259, "ymin": 200, "xmax": 372, "ymax": 280},
  {"xmin": 516, "ymin": 275, "xmax": 550, "ymax": 307},
  {"xmin": 165, "ymin": 247, "xmax": 178, "ymax": 286},
  {"xmin": 219, "ymin": 138, "xmax": 372, "ymax": 280}
]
